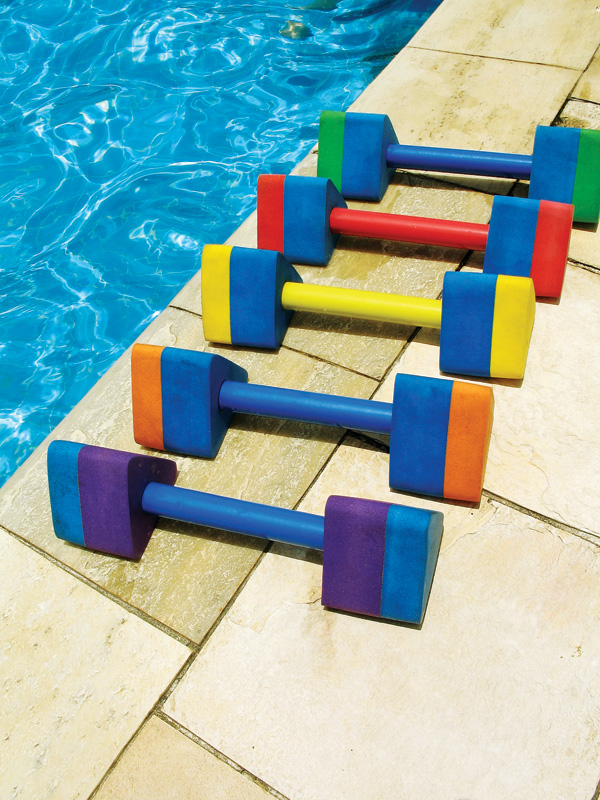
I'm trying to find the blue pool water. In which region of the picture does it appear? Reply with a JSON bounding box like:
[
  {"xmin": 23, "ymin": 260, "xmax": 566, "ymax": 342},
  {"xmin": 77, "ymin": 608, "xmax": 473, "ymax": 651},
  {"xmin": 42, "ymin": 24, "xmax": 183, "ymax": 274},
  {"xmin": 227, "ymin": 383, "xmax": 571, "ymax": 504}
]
[{"xmin": 0, "ymin": 0, "xmax": 442, "ymax": 486}]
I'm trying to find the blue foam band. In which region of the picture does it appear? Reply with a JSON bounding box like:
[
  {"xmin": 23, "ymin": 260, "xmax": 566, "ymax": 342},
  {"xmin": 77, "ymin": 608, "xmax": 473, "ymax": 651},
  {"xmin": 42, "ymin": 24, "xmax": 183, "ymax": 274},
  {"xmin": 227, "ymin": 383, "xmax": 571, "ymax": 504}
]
[
  {"xmin": 161, "ymin": 347, "xmax": 212, "ymax": 456},
  {"xmin": 439, "ymin": 272, "xmax": 497, "ymax": 377},
  {"xmin": 342, "ymin": 113, "xmax": 397, "ymax": 201},
  {"xmin": 230, "ymin": 248, "xmax": 278, "ymax": 348},
  {"xmin": 47, "ymin": 440, "xmax": 86, "ymax": 546},
  {"xmin": 389, "ymin": 373, "xmax": 452, "ymax": 497},
  {"xmin": 283, "ymin": 176, "xmax": 346, "ymax": 265},
  {"xmin": 273, "ymin": 251, "xmax": 301, "ymax": 346},
  {"xmin": 161, "ymin": 349, "xmax": 248, "ymax": 458},
  {"xmin": 529, "ymin": 126, "xmax": 579, "ymax": 205},
  {"xmin": 229, "ymin": 249, "xmax": 301, "ymax": 348},
  {"xmin": 483, "ymin": 196, "xmax": 540, "ymax": 278},
  {"xmin": 380, "ymin": 505, "xmax": 443, "ymax": 624}
]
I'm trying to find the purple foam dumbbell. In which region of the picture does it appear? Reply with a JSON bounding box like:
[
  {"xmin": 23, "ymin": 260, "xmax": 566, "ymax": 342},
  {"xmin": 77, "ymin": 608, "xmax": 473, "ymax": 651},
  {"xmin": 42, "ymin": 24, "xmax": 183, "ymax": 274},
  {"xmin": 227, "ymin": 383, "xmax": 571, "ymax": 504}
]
[{"xmin": 47, "ymin": 441, "xmax": 444, "ymax": 624}]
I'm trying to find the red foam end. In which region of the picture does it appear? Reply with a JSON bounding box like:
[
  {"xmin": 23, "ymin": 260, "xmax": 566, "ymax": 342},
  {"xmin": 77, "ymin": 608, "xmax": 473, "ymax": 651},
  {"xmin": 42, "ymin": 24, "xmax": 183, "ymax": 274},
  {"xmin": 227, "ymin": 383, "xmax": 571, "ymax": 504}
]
[
  {"xmin": 257, "ymin": 174, "xmax": 285, "ymax": 252},
  {"xmin": 530, "ymin": 200, "xmax": 573, "ymax": 299}
]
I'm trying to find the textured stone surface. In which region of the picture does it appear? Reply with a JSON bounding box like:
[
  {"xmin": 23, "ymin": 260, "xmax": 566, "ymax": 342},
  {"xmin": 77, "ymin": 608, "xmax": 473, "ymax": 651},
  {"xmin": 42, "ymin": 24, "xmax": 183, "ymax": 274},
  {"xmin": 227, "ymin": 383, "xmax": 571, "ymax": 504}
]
[
  {"xmin": 558, "ymin": 98, "xmax": 600, "ymax": 130},
  {"xmin": 353, "ymin": 47, "xmax": 577, "ymax": 153},
  {"xmin": 0, "ymin": 306, "xmax": 376, "ymax": 643},
  {"xmin": 410, "ymin": 0, "xmax": 600, "ymax": 70},
  {"xmin": 165, "ymin": 442, "xmax": 600, "ymax": 800},
  {"xmin": 95, "ymin": 715, "xmax": 271, "ymax": 800},
  {"xmin": 174, "ymin": 173, "xmax": 494, "ymax": 379},
  {"xmin": 373, "ymin": 263, "xmax": 600, "ymax": 536},
  {"xmin": 573, "ymin": 47, "xmax": 600, "ymax": 102},
  {"xmin": 0, "ymin": 529, "xmax": 189, "ymax": 800},
  {"xmin": 569, "ymin": 229, "xmax": 600, "ymax": 271}
]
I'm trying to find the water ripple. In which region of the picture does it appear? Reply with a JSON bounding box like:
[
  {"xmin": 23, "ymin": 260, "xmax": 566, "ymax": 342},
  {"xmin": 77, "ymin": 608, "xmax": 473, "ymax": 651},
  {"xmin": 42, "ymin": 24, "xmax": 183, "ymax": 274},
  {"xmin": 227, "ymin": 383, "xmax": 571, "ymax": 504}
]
[{"xmin": 0, "ymin": 0, "xmax": 442, "ymax": 485}]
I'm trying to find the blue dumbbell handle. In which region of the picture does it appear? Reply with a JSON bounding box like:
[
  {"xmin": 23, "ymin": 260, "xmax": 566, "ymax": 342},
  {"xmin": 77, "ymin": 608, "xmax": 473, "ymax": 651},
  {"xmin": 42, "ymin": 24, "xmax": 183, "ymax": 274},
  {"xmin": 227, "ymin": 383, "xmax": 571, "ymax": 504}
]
[
  {"xmin": 142, "ymin": 482, "xmax": 325, "ymax": 550},
  {"xmin": 387, "ymin": 144, "xmax": 533, "ymax": 180},
  {"xmin": 219, "ymin": 380, "xmax": 393, "ymax": 436}
]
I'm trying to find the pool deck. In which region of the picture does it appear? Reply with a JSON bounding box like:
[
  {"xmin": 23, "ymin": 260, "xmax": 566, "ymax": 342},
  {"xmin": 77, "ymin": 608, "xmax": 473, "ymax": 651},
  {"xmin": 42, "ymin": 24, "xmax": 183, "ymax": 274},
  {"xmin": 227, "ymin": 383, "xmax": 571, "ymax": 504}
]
[{"xmin": 3, "ymin": 1, "xmax": 600, "ymax": 798}]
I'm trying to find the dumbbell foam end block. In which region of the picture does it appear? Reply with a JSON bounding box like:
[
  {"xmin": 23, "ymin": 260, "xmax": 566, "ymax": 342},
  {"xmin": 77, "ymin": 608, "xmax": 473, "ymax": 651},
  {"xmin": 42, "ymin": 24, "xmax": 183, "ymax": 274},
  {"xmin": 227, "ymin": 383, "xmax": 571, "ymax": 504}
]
[
  {"xmin": 132, "ymin": 345, "xmax": 248, "ymax": 457},
  {"xmin": 201, "ymin": 245, "xmax": 302, "ymax": 347},
  {"xmin": 483, "ymin": 196, "xmax": 573, "ymax": 298},
  {"xmin": 257, "ymin": 174, "xmax": 347, "ymax": 265},
  {"xmin": 529, "ymin": 126, "xmax": 600, "ymax": 224},
  {"xmin": 322, "ymin": 496, "xmax": 443, "ymax": 624},
  {"xmin": 47, "ymin": 441, "xmax": 177, "ymax": 560},
  {"xmin": 317, "ymin": 110, "xmax": 398, "ymax": 201},
  {"xmin": 440, "ymin": 271, "xmax": 535, "ymax": 379},
  {"xmin": 390, "ymin": 374, "xmax": 494, "ymax": 502}
]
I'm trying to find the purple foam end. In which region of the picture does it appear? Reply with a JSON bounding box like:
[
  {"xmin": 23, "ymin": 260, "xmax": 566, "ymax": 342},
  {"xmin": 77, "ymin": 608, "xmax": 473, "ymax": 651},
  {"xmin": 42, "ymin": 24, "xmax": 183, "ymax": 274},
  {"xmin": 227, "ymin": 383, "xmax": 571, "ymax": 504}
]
[
  {"xmin": 321, "ymin": 495, "xmax": 391, "ymax": 617},
  {"xmin": 78, "ymin": 445, "xmax": 177, "ymax": 560}
]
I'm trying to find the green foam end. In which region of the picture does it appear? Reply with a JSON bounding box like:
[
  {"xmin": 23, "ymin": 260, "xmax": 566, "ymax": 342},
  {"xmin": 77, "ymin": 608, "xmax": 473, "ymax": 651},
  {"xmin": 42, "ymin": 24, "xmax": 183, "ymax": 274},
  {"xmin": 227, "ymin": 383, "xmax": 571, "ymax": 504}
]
[
  {"xmin": 317, "ymin": 110, "xmax": 345, "ymax": 194},
  {"xmin": 573, "ymin": 128, "xmax": 600, "ymax": 224}
]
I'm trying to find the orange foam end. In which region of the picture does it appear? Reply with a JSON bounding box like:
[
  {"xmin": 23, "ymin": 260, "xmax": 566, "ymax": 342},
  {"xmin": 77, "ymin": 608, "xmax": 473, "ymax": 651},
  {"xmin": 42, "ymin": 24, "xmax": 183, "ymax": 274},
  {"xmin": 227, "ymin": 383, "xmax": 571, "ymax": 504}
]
[
  {"xmin": 530, "ymin": 200, "xmax": 573, "ymax": 299},
  {"xmin": 257, "ymin": 174, "xmax": 285, "ymax": 252},
  {"xmin": 131, "ymin": 344, "xmax": 164, "ymax": 451},
  {"xmin": 443, "ymin": 382, "xmax": 494, "ymax": 503}
]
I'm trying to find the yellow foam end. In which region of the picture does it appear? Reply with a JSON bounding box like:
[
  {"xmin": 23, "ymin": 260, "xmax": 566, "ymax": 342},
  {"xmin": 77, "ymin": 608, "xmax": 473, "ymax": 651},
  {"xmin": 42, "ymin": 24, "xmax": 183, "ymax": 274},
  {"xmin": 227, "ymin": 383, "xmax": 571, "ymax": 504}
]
[
  {"xmin": 201, "ymin": 245, "xmax": 232, "ymax": 344},
  {"xmin": 490, "ymin": 275, "xmax": 536, "ymax": 379}
]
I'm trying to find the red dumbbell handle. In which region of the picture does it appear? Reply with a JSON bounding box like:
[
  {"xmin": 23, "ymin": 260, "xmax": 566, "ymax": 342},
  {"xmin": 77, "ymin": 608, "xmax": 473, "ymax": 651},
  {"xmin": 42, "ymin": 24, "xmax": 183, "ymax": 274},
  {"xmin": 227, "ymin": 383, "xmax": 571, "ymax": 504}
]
[{"xmin": 329, "ymin": 207, "xmax": 489, "ymax": 252}]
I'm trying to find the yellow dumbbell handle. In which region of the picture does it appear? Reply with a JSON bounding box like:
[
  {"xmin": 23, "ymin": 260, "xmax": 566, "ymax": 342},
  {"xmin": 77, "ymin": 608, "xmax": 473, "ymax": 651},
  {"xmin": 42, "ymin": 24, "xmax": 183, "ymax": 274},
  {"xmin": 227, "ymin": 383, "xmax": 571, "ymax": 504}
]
[{"xmin": 280, "ymin": 282, "xmax": 442, "ymax": 329}]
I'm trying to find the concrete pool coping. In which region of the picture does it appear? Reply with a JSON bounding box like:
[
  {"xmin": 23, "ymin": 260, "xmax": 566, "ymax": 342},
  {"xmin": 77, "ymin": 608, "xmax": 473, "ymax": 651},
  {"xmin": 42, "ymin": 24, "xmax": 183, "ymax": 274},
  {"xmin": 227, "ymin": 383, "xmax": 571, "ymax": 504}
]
[{"xmin": 3, "ymin": 1, "xmax": 600, "ymax": 797}]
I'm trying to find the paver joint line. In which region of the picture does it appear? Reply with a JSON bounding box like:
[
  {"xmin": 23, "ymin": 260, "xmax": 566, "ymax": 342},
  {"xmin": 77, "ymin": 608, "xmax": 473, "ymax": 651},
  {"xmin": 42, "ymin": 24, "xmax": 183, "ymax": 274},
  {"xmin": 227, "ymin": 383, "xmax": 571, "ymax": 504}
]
[
  {"xmin": 482, "ymin": 490, "xmax": 600, "ymax": 547},
  {"xmin": 569, "ymin": 258, "xmax": 600, "ymax": 275},
  {"xmin": 87, "ymin": 649, "xmax": 202, "ymax": 799},
  {"xmin": 155, "ymin": 710, "xmax": 293, "ymax": 800},
  {"xmin": 280, "ymin": 342, "xmax": 387, "ymax": 381},
  {"xmin": 0, "ymin": 522, "xmax": 200, "ymax": 651},
  {"xmin": 407, "ymin": 44, "xmax": 583, "ymax": 74}
]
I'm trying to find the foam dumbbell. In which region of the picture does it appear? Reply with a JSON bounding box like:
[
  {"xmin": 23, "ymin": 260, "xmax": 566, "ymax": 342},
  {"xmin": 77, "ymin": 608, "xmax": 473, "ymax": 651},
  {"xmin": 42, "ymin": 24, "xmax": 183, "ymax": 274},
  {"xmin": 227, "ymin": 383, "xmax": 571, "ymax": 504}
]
[
  {"xmin": 132, "ymin": 345, "xmax": 494, "ymax": 502},
  {"xmin": 257, "ymin": 174, "xmax": 572, "ymax": 298},
  {"xmin": 200, "ymin": 245, "xmax": 535, "ymax": 380},
  {"xmin": 317, "ymin": 109, "xmax": 600, "ymax": 224},
  {"xmin": 47, "ymin": 440, "xmax": 444, "ymax": 624}
]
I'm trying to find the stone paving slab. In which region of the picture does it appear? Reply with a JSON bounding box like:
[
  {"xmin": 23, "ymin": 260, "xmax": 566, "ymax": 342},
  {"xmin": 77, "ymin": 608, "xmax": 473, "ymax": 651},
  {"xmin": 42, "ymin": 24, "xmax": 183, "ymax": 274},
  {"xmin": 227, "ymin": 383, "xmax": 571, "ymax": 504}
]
[
  {"xmin": 352, "ymin": 46, "xmax": 577, "ymax": 155},
  {"xmin": 372, "ymin": 262, "xmax": 600, "ymax": 537},
  {"xmin": 94, "ymin": 715, "xmax": 272, "ymax": 800},
  {"xmin": 165, "ymin": 438, "xmax": 600, "ymax": 800},
  {"xmin": 0, "ymin": 306, "xmax": 376, "ymax": 643},
  {"xmin": 410, "ymin": 0, "xmax": 600, "ymax": 70},
  {"xmin": 0, "ymin": 528, "xmax": 190, "ymax": 800}
]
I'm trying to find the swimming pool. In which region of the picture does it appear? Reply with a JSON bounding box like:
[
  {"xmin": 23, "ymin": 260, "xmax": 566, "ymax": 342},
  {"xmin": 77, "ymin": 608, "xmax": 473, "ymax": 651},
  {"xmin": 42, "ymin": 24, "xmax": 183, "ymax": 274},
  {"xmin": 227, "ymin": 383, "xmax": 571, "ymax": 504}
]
[{"xmin": 0, "ymin": 0, "xmax": 442, "ymax": 486}]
